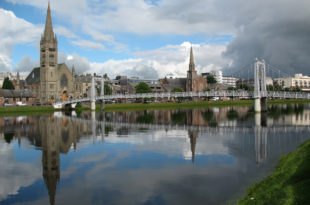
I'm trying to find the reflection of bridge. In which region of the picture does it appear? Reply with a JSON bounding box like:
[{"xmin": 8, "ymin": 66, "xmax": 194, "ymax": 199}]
[
  {"xmin": 54, "ymin": 59, "xmax": 310, "ymax": 111},
  {"xmin": 55, "ymin": 113, "xmax": 310, "ymax": 135},
  {"xmin": 55, "ymin": 113, "xmax": 310, "ymax": 165}
]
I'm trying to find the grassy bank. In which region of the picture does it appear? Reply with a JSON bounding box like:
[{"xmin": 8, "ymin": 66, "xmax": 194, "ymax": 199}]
[
  {"xmin": 0, "ymin": 106, "xmax": 54, "ymax": 116},
  {"xmin": 238, "ymin": 139, "xmax": 310, "ymax": 205},
  {"xmin": 0, "ymin": 99, "xmax": 309, "ymax": 115},
  {"xmin": 100, "ymin": 99, "xmax": 310, "ymax": 111}
]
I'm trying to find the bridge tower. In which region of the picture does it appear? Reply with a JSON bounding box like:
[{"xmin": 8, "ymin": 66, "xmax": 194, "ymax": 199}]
[
  {"xmin": 254, "ymin": 58, "xmax": 267, "ymax": 112},
  {"xmin": 90, "ymin": 75, "xmax": 96, "ymax": 111},
  {"xmin": 90, "ymin": 75, "xmax": 105, "ymax": 111},
  {"xmin": 100, "ymin": 78, "xmax": 105, "ymax": 111}
]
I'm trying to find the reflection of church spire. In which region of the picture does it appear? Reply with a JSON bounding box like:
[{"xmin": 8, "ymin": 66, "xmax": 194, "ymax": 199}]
[
  {"xmin": 188, "ymin": 131, "xmax": 198, "ymax": 164},
  {"xmin": 42, "ymin": 117, "xmax": 60, "ymax": 205}
]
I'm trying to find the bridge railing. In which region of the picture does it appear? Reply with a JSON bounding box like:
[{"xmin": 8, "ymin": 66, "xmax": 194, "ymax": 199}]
[{"xmin": 55, "ymin": 90, "xmax": 310, "ymax": 106}]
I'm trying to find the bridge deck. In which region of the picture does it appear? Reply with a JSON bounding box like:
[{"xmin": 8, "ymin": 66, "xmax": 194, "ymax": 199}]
[{"xmin": 57, "ymin": 91, "xmax": 310, "ymax": 105}]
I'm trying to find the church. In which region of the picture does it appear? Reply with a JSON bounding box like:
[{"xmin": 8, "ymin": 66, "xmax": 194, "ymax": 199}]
[{"xmin": 26, "ymin": 3, "xmax": 85, "ymax": 103}]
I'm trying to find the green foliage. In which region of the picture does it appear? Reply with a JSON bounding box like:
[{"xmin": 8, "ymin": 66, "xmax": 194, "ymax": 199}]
[
  {"xmin": 227, "ymin": 86, "xmax": 237, "ymax": 91},
  {"xmin": 238, "ymin": 84, "xmax": 249, "ymax": 90},
  {"xmin": 171, "ymin": 111, "xmax": 186, "ymax": 124},
  {"xmin": 203, "ymin": 87, "xmax": 211, "ymax": 91},
  {"xmin": 135, "ymin": 82, "xmax": 153, "ymax": 93},
  {"xmin": 2, "ymin": 77, "xmax": 14, "ymax": 90},
  {"xmin": 97, "ymin": 82, "xmax": 113, "ymax": 95},
  {"xmin": 227, "ymin": 109, "xmax": 239, "ymax": 120},
  {"xmin": 4, "ymin": 133, "xmax": 14, "ymax": 144},
  {"xmin": 293, "ymin": 86, "xmax": 302, "ymax": 92},
  {"xmin": 171, "ymin": 87, "xmax": 184, "ymax": 102},
  {"xmin": 136, "ymin": 111, "xmax": 154, "ymax": 124},
  {"xmin": 171, "ymin": 87, "xmax": 183, "ymax": 92},
  {"xmin": 202, "ymin": 109, "xmax": 214, "ymax": 121},
  {"xmin": 206, "ymin": 75, "xmax": 217, "ymax": 84},
  {"xmin": 104, "ymin": 82, "xmax": 112, "ymax": 95},
  {"xmin": 238, "ymin": 139, "xmax": 310, "ymax": 205}
]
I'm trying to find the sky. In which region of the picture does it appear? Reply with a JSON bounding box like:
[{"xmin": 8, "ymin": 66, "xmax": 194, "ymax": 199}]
[{"xmin": 0, "ymin": 0, "xmax": 310, "ymax": 79}]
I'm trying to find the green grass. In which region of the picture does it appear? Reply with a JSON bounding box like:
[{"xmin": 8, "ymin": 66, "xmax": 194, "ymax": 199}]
[
  {"xmin": 0, "ymin": 106, "xmax": 54, "ymax": 116},
  {"xmin": 100, "ymin": 99, "xmax": 310, "ymax": 111},
  {"xmin": 238, "ymin": 139, "xmax": 310, "ymax": 205},
  {"xmin": 0, "ymin": 99, "xmax": 309, "ymax": 115}
]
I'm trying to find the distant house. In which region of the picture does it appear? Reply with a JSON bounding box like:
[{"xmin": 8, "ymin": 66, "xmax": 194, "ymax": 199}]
[
  {"xmin": 0, "ymin": 89, "xmax": 35, "ymax": 106},
  {"xmin": 160, "ymin": 77, "xmax": 187, "ymax": 92}
]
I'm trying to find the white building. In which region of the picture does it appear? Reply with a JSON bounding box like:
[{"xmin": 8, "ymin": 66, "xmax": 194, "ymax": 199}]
[
  {"xmin": 222, "ymin": 76, "xmax": 238, "ymax": 87},
  {"xmin": 274, "ymin": 73, "xmax": 310, "ymax": 91}
]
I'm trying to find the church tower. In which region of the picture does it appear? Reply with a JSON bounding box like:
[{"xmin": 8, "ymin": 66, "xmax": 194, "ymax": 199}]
[
  {"xmin": 186, "ymin": 47, "xmax": 197, "ymax": 91},
  {"xmin": 40, "ymin": 2, "xmax": 58, "ymax": 103}
]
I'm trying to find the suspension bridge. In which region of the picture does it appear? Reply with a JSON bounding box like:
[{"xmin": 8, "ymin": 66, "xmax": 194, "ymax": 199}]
[{"xmin": 53, "ymin": 58, "xmax": 310, "ymax": 112}]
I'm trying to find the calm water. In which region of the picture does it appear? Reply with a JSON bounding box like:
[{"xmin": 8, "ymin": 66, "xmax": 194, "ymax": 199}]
[{"xmin": 0, "ymin": 104, "xmax": 310, "ymax": 205}]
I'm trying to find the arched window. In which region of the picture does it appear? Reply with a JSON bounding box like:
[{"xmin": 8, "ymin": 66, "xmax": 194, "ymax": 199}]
[{"xmin": 61, "ymin": 74, "xmax": 68, "ymax": 87}]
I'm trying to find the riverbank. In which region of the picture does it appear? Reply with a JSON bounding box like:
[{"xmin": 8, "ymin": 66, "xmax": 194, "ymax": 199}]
[
  {"xmin": 0, "ymin": 99, "xmax": 309, "ymax": 115},
  {"xmin": 0, "ymin": 106, "xmax": 54, "ymax": 116},
  {"xmin": 101, "ymin": 99, "xmax": 310, "ymax": 111},
  {"xmin": 238, "ymin": 139, "xmax": 310, "ymax": 205}
]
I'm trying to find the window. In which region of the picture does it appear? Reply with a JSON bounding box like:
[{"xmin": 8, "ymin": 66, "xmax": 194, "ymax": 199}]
[
  {"xmin": 61, "ymin": 74, "xmax": 68, "ymax": 87},
  {"xmin": 50, "ymin": 84, "xmax": 54, "ymax": 89},
  {"xmin": 51, "ymin": 72, "xmax": 53, "ymax": 77},
  {"xmin": 49, "ymin": 48, "xmax": 55, "ymax": 52}
]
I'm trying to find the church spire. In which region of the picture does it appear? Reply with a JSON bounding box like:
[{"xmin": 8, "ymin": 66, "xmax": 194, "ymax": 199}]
[
  {"xmin": 43, "ymin": 1, "xmax": 55, "ymax": 40},
  {"xmin": 189, "ymin": 46, "xmax": 195, "ymax": 71}
]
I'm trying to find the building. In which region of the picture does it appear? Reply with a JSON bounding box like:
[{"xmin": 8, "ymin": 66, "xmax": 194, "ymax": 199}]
[
  {"xmin": 274, "ymin": 73, "xmax": 310, "ymax": 91},
  {"xmin": 222, "ymin": 76, "xmax": 238, "ymax": 87},
  {"xmin": 186, "ymin": 47, "xmax": 207, "ymax": 92},
  {"xmin": 26, "ymin": 3, "xmax": 86, "ymax": 103},
  {"xmin": 0, "ymin": 89, "xmax": 35, "ymax": 106}
]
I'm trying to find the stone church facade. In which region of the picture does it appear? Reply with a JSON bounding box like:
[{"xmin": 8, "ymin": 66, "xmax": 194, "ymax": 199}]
[
  {"xmin": 186, "ymin": 47, "xmax": 207, "ymax": 92},
  {"xmin": 26, "ymin": 3, "xmax": 85, "ymax": 103}
]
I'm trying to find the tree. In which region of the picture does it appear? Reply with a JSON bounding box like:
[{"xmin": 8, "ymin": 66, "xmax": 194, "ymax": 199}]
[
  {"xmin": 135, "ymin": 82, "xmax": 153, "ymax": 93},
  {"xmin": 2, "ymin": 77, "xmax": 14, "ymax": 90},
  {"xmin": 104, "ymin": 82, "xmax": 112, "ymax": 95},
  {"xmin": 171, "ymin": 87, "xmax": 183, "ymax": 102},
  {"xmin": 206, "ymin": 75, "xmax": 217, "ymax": 84},
  {"xmin": 97, "ymin": 82, "xmax": 112, "ymax": 95},
  {"xmin": 227, "ymin": 86, "xmax": 237, "ymax": 91},
  {"xmin": 171, "ymin": 87, "xmax": 182, "ymax": 92},
  {"xmin": 238, "ymin": 84, "xmax": 249, "ymax": 90}
]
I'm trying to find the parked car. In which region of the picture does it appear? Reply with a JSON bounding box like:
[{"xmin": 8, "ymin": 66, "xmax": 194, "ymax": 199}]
[
  {"xmin": 4, "ymin": 103, "xmax": 14, "ymax": 107},
  {"xmin": 16, "ymin": 101, "xmax": 27, "ymax": 106},
  {"xmin": 32, "ymin": 102, "xmax": 41, "ymax": 106}
]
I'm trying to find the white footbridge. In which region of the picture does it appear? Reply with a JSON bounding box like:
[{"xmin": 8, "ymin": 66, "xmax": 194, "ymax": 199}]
[{"xmin": 53, "ymin": 59, "xmax": 310, "ymax": 111}]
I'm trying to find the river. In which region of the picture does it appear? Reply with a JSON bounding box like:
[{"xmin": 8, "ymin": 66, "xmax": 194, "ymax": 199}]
[{"xmin": 0, "ymin": 104, "xmax": 309, "ymax": 205}]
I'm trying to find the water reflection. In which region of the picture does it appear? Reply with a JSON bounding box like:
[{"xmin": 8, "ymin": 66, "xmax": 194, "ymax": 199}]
[{"xmin": 0, "ymin": 104, "xmax": 309, "ymax": 204}]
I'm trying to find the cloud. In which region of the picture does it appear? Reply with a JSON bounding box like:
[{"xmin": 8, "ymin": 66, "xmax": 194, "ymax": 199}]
[
  {"xmin": 54, "ymin": 41, "xmax": 228, "ymax": 79},
  {"xmin": 0, "ymin": 8, "xmax": 41, "ymax": 71},
  {"xmin": 54, "ymin": 26, "xmax": 78, "ymax": 39},
  {"xmin": 5, "ymin": 0, "xmax": 310, "ymax": 77},
  {"xmin": 13, "ymin": 56, "xmax": 39, "ymax": 73},
  {"xmin": 71, "ymin": 39, "xmax": 105, "ymax": 50},
  {"xmin": 222, "ymin": 0, "xmax": 310, "ymax": 75},
  {"xmin": 0, "ymin": 142, "xmax": 41, "ymax": 201}
]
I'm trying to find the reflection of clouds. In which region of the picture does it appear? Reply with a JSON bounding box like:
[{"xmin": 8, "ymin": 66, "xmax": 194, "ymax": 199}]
[
  {"xmin": 74, "ymin": 153, "xmax": 107, "ymax": 163},
  {"xmin": 105, "ymin": 130, "xmax": 230, "ymax": 160},
  {"xmin": 0, "ymin": 142, "xmax": 41, "ymax": 201}
]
